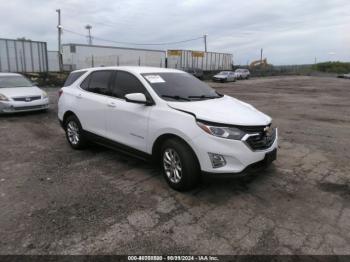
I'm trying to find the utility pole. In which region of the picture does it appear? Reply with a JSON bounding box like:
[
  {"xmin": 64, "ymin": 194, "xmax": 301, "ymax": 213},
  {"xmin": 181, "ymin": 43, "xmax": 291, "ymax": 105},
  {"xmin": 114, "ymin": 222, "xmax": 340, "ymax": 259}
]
[
  {"xmin": 85, "ymin": 25, "xmax": 93, "ymax": 45},
  {"xmin": 260, "ymin": 48, "xmax": 263, "ymax": 63},
  {"xmin": 204, "ymin": 34, "xmax": 208, "ymax": 52},
  {"xmin": 56, "ymin": 9, "xmax": 63, "ymax": 71}
]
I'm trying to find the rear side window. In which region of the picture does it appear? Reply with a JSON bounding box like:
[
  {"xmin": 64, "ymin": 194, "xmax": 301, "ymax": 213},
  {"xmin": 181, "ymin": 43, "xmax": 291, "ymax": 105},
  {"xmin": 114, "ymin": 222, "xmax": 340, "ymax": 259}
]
[
  {"xmin": 80, "ymin": 70, "xmax": 113, "ymax": 96},
  {"xmin": 64, "ymin": 71, "xmax": 86, "ymax": 87},
  {"xmin": 111, "ymin": 71, "xmax": 148, "ymax": 99}
]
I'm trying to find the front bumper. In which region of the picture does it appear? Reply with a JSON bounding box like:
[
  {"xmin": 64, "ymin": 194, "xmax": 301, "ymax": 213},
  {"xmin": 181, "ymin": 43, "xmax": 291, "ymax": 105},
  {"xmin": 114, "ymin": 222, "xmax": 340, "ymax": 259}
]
[
  {"xmin": 212, "ymin": 77, "xmax": 227, "ymax": 82},
  {"xmin": 192, "ymin": 128, "xmax": 278, "ymax": 174},
  {"xmin": 0, "ymin": 98, "xmax": 49, "ymax": 114}
]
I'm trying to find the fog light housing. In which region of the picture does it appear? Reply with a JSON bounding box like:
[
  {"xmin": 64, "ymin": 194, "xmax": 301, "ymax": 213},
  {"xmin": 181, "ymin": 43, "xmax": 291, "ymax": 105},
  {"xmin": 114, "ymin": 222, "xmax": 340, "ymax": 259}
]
[{"xmin": 208, "ymin": 153, "xmax": 226, "ymax": 168}]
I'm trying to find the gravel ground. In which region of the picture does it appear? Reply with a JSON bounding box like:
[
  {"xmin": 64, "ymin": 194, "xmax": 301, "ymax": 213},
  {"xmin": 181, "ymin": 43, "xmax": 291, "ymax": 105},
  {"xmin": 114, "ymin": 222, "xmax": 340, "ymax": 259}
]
[{"xmin": 0, "ymin": 76, "xmax": 349, "ymax": 255}]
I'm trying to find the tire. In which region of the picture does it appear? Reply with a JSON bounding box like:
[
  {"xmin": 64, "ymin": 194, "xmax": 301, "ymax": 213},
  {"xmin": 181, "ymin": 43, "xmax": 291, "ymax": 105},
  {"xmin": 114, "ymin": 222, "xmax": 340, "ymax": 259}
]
[
  {"xmin": 64, "ymin": 115, "xmax": 87, "ymax": 149},
  {"xmin": 160, "ymin": 138, "xmax": 200, "ymax": 191}
]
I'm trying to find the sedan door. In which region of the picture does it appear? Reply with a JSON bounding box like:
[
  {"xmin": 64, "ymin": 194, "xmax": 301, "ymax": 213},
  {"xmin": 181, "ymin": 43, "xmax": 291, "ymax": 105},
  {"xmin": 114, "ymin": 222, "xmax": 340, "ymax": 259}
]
[
  {"xmin": 74, "ymin": 70, "xmax": 114, "ymax": 137},
  {"xmin": 105, "ymin": 71, "xmax": 153, "ymax": 153}
]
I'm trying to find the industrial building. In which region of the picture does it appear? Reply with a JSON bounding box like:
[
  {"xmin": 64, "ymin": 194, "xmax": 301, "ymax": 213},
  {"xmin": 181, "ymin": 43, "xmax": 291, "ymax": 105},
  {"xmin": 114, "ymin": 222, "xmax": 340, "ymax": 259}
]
[
  {"xmin": 62, "ymin": 43, "xmax": 167, "ymax": 70},
  {"xmin": 0, "ymin": 38, "xmax": 233, "ymax": 73},
  {"xmin": 0, "ymin": 38, "xmax": 48, "ymax": 73}
]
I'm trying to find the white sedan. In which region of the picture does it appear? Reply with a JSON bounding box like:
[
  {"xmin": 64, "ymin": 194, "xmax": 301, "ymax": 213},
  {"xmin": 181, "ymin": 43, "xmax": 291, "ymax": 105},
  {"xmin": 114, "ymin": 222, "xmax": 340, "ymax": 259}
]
[{"xmin": 0, "ymin": 73, "xmax": 49, "ymax": 114}]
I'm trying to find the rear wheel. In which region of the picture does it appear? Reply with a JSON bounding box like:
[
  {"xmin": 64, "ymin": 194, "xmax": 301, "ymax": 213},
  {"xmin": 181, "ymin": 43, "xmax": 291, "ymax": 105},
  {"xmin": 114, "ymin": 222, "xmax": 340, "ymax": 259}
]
[
  {"xmin": 160, "ymin": 138, "xmax": 200, "ymax": 191},
  {"xmin": 64, "ymin": 115, "xmax": 87, "ymax": 149}
]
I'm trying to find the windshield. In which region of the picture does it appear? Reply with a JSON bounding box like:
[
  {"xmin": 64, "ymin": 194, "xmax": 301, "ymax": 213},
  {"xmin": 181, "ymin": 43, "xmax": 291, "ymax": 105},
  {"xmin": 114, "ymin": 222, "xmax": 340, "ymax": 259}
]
[
  {"xmin": 218, "ymin": 71, "xmax": 230, "ymax": 75},
  {"xmin": 142, "ymin": 72, "xmax": 221, "ymax": 102},
  {"xmin": 0, "ymin": 75, "xmax": 33, "ymax": 88}
]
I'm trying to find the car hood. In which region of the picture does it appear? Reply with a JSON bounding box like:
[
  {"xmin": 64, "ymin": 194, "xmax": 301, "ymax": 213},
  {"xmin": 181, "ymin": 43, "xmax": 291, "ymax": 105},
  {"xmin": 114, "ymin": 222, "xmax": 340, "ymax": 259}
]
[
  {"xmin": 167, "ymin": 95, "xmax": 271, "ymax": 126},
  {"xmin": 0, "ymin": 86, "xmax": 43, "ymax": 98},
  {"xmin": 213, "ymin": 74, "xmax": 227, "ymax": 78}
]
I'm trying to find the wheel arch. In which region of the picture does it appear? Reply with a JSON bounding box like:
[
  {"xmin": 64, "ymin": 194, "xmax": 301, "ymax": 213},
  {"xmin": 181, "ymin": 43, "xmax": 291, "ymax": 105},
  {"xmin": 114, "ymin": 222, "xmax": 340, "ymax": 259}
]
[
  {"xmin": 62, "ymin": 110, "xmax": 77, "ymax": 126},
  {"xmin": 151, "ymin": 133, "xmax": 201, "ymax": 169}
]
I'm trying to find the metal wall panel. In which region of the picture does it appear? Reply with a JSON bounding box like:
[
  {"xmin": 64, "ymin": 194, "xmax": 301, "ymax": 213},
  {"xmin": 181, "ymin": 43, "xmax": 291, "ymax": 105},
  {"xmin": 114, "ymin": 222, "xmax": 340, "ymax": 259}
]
[
  {"xmin": 0, "ymin": 38, "xmax": 48, "ymax": 73},
  {"xmin": 167, "ymin": 50, "xmax": 232, "ymax": 71},
  {"xmin": 47, "ymin": 51, "xmax": 60, "ymax": 72},
  {"xmin": 62, "ymin": 43, "xmax": 166, "ymax": 70}
]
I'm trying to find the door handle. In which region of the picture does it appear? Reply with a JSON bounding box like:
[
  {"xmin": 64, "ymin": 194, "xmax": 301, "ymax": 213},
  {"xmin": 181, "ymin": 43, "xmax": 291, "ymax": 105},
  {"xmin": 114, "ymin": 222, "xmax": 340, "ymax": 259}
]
[
  {"xmin": 107, "ymin": 101, "xmax": 116, "ymax": 108},
  {"xmin": 76, "ymin": 93, "xmax": 83, "ymax": 99}
]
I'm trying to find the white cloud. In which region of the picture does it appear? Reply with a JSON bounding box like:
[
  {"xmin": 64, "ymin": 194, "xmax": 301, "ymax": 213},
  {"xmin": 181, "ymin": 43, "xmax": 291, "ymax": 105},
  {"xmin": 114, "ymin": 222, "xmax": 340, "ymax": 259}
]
[{"xmin": 0, "ymin": 0, "xmax": 349, "ymax": 64}]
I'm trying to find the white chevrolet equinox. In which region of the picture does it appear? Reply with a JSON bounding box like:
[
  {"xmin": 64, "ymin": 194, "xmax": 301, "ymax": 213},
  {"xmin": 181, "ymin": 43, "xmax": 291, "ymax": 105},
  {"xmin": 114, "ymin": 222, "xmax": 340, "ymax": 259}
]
[{"xmin": 58, "ymin": 66, "xmax": 277, "ymax": 191}]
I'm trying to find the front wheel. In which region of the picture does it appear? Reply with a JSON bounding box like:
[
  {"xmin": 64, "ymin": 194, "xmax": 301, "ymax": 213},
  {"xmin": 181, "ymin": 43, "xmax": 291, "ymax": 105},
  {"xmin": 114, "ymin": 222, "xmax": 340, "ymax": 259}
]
[{"xmin": 161, "ymin": 138, "xmax": 200, "ymax": 191}]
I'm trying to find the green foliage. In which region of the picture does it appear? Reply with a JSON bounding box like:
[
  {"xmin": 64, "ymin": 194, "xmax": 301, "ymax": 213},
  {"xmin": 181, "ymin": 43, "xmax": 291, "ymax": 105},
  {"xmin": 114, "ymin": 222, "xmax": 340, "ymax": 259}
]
[{"xmin": 312, "ymin": 61, "xmax": 350, "ymax": 74}]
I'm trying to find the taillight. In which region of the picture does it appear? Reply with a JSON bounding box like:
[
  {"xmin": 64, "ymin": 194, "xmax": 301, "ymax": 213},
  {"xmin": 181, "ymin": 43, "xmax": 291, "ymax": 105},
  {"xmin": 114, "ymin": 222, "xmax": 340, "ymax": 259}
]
[{"xmin": 58, "ymin": 89, "xmax": 63, "ymax": 98}]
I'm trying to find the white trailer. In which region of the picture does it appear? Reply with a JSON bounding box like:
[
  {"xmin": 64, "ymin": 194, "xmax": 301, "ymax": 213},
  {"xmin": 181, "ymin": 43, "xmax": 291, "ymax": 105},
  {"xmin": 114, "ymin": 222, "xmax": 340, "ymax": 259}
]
[
  {"xmin": 62, "ymin": 43, "xmax": 166, "ymax": 70},
  {"xmin": 0, "ymin": 38, "xmax": 48, "ymax": 73},
  {"xmin": 47, "ymin": 51, "xmax": 60, "ymax": 72},
  {"xmin": 167, "ymin": 50, "xmax": 232, "ymax": 71}
]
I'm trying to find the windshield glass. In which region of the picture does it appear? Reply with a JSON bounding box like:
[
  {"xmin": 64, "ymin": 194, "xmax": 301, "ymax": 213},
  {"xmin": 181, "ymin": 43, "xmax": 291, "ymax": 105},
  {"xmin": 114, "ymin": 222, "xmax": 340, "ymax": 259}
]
[
  {"xmin": 142, "ymin": 72, "xmax": 221, "ymax": 102},
  {"xmin": 0, "ymin": 75, "xmax": 33, "ymax": 88},
  {"xmin": 218, "ymin": 71, "xmax": 230, "ymax": 75}
]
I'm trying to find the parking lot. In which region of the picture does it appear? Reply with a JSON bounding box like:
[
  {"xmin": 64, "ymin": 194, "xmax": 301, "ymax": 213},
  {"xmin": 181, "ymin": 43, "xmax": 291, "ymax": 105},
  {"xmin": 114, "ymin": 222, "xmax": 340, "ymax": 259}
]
[{"xmin": 0, "ymin": 75, "xmax": 349, "ymax": 255}]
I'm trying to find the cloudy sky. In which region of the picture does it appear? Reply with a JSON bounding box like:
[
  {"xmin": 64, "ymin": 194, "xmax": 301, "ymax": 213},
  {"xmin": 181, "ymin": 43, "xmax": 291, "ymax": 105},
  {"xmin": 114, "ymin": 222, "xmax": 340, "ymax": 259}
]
[{"xmin": 1, "ymin": 0, "xmax": 349, "ymax": 65}]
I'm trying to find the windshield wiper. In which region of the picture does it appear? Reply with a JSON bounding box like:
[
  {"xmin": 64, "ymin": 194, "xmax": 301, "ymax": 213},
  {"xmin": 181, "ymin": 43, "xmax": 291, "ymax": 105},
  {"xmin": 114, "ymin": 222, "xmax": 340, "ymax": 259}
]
[
  {"xmin": 188, "ymin": 95, "xmax": 220, "ymax": 99},
  {"xmin": 162, "ymin": 95, "xmax": 191, "ymax": 101}
]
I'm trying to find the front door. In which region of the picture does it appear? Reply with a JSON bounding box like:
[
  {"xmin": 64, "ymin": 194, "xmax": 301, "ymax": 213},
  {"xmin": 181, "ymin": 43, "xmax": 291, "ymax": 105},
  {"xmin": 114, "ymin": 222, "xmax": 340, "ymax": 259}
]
[{"xmin": 105, "ymin": 71, "xmax": 153, "ymax": 153}]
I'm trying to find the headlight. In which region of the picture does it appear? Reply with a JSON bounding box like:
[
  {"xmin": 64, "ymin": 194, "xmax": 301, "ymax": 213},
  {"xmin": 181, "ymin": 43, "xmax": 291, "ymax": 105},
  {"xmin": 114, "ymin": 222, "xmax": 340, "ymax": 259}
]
[
  {"xmin": 42, "ymin": 91, "xmax": 48, "ymax": 99},
  {"xmin": 0, "ymin": 94, "xmax": 9, "ymax": 101},
  {"xmin": 197, "ymin": 121, "xmax": 245, "ymax": 140}
]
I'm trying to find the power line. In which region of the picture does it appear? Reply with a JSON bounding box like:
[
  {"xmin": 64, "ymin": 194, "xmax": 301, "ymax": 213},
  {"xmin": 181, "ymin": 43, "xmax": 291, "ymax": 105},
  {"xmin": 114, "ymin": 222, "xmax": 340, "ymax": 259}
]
[{"xmin": 62, "ymin": 27, "xmax": 204, "ymax": 46}]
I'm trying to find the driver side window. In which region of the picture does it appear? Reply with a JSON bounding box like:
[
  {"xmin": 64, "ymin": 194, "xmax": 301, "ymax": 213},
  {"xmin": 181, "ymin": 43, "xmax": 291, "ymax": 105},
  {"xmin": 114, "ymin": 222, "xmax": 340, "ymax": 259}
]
[{"xmin": 111, "ymin": 71, "xmax": 149, "ymax": 100}]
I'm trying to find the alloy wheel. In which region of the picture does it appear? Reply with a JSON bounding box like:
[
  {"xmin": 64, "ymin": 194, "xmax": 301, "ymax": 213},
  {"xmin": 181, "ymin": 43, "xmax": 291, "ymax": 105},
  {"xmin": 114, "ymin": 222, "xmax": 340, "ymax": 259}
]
[
  {"xmin": 67, "ymin": 121, "xmax": 80, "ymax": 145},
  {"xmin": 163, "ymin": 148, "xmax": 182, "ymax": 183}
]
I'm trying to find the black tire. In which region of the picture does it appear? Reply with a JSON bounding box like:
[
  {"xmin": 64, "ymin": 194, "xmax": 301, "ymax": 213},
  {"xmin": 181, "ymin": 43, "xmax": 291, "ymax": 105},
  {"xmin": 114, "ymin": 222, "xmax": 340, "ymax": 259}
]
[
  {"xmin": 64, "ymin": 115, "xmax": 87, "ymax": 150},
  {"xmin": 160, "ymin": 138, "xmax": 200, "ymax": 191}
]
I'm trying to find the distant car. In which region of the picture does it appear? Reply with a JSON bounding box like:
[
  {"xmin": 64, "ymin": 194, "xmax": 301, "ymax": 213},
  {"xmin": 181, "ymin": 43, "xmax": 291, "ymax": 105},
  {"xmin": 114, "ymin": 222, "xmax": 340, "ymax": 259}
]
[
  {"xmin": 0, "ymin": 73, "xmax": 49, "ymax": 114},
  {"xmin": 234, "ymin": 69, "xmax": 250, "ymax": 80},
  {"xmin": 212, "ymin": 71, "xmax": 236, "ymax": 82},
  {"xmin": 184, "ymin": 68, "xmax": 204, "ymax": 79}
]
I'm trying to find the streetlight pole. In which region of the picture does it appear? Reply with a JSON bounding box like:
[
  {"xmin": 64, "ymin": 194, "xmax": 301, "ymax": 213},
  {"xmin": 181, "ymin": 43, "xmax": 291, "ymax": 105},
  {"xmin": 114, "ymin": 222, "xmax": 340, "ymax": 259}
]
[
  {"xmin": 56, "ymin": 9, "xmax": 63, "ymax": 71},
  {"xmin": 204, "ymin": 34, "xmax": 208, "ymax": 52},
  {"xmin": 85, "ymin": 25, "xmax": 93, "ymax": 45}
]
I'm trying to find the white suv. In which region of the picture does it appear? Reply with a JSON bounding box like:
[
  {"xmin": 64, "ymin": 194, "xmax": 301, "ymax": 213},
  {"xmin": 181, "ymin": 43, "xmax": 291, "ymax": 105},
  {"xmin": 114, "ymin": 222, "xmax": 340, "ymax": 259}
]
[{"xmin": 58, "ymin": 66, "xmax": 277, "ymax": 191}]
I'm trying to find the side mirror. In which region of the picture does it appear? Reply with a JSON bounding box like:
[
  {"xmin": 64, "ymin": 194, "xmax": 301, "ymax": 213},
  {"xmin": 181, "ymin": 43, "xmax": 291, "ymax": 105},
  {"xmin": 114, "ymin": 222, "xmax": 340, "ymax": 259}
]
[{"xmin": 125, "ymin": 93, "xmax": 151, "ymax": 105}]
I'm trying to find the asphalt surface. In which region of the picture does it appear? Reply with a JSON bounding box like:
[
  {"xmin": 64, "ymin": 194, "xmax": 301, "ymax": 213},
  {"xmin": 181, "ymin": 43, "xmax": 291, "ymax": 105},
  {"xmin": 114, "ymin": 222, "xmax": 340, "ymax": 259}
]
[{"xmin": 0, "ymin": 76, "xmax": 349, "ymax": 255}]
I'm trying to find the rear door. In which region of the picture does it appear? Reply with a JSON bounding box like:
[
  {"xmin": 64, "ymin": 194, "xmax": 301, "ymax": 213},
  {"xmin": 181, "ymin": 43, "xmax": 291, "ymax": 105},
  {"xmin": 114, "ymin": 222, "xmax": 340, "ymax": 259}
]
[
  {"xmin": 105, "ymin": 71, "xmax": 153, "ymax": 153},
  {"xmin": 75, "ymin": 70, "xmax": 113, "ymax": 137}
]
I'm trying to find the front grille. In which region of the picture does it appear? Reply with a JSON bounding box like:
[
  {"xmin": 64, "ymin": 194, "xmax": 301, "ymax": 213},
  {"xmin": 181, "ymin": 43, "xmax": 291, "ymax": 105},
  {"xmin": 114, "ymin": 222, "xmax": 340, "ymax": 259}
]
[
  {"xmin": 245, "ymin": 128, "xmax": 276, "ymax": 151},
  {"xmin": 240, "ymin": 125, "xmax": 269, "ymax": 133},
  {"xmin": 14, "ymin": 105, "xmax": 46, "ymax": 111},
  {"xmin": 13, "ymin": 96, "xmax": 41, "ymax": 102}
]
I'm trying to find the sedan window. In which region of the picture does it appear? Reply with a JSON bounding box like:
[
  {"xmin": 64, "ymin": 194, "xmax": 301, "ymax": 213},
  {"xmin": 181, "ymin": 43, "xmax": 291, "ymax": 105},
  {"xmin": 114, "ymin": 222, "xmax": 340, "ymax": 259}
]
[{"xmin": 0, "ymin": 75, "xmax": 33, "ymax": 88}]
